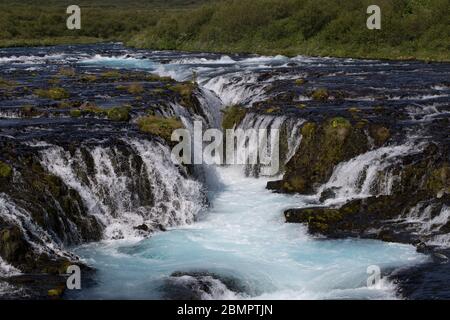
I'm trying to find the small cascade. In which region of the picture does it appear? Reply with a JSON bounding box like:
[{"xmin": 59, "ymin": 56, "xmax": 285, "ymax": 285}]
[
  {"xmin": 234, "ymin": 113, "xmax": 305, "ymax": 176},
  {"xmin": 0, "ymin": 194, "xmax": 71, "ymax": 259},
  {"xmin": 203, "ymin": 73, "xmax": 268, "ymax": 106},
  {"xmin": 39, "ymin": 139, "xmax": 206, "ymax": 240},
  {"xmin": 399, "ymin": 203, "xmax": 450, "ymax": 247},
  {"xmin": 318, "ymin": 144, "xmax": 421, "ymax": 204}
]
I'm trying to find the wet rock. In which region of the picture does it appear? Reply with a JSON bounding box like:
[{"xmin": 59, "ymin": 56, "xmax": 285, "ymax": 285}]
[
  {"xmin": 269, "ymin": 117, "xmax": 369, "ymax": 194},
  {"xmin": 134, "ymin": 224, "xmax": 150, "ymax": 232},
  {"xmin": 319, "ymin": 187, "xmax": 339, "ymax": 202},
  {"xmin": 163, "ymin": 271, "xmax": 247, "ymax": 300}
]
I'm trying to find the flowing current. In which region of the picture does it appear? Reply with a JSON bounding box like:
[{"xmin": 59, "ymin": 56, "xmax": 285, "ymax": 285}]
[
  {"xmin": 61, "ymin": 50, "xmax": 429, "ymax": 300},
  {"xmin": 69, "ymin": 167, "xmax": 425, "ymax": 300},
  {"xmin": 2, "ymin": 44, "xmax": 444, "ymax": 299}
]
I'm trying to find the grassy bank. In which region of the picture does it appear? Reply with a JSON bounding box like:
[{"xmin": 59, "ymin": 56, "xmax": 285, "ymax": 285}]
[
  {"xmin": 129, "ymin": 0, "xmax": 450, "ymax": 61},
  {"xmin": 0, "ymin": 0, "xmax": 448, "ymax": 61}
]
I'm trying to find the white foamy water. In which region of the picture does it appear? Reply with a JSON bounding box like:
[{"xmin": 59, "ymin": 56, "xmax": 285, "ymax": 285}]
[
  {"xmin": 39, "ymin": 139, "xmax": 205, "ymax": 241},
  {"xmin": 319, "ymin": 144, "xmax": 423, "ymax": 205},
  {"xmin": 70, "ymin": 167, "xmax": 427, "ymax": 300}
]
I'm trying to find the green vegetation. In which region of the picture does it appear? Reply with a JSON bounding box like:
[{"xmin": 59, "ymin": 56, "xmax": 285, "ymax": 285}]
[
  {"xmin": 0, "ymin": 0, "xmax": 448, "ymax": 61},
  {"xmin": 221, "ymin": 105, "xmax": 247, "ymax": 130},
  {"xmin": 0, "ymin": 161, "xmax": 13, "ymax": 178},
  {"xmin": 106, "ymin": 106, "xmax": 131, "ymax": 121},
  {"xmin": 0, "ymin": 78, "xmax": 17, "ymax": 90},
  {"xmin": 58, "ymin": 67, "xmax": 76, "ymax": 77},
  {"xmin": 169, "ymin": 82, "xmax": 197, "ymax": 98},
  {"xmin": 126, "ymin": 83, "xmax": 145, "ymax": 95},
  {"xmin": 101, "ymin": 70, "xmax": 122, "ymax": 78},
  {"xmin": 310, "ymin": 88, "xmax": 329, "ymax": 101},
  {"xmin": 137, "ymin": 115, "xmax": 183, "ymax": 141},
  {"xmin": 34, "ymin": 87, "xmax": 70, "ymax": 100}
]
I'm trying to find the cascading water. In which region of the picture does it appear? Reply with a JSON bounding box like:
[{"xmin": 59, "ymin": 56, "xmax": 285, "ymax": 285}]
[
  {"xmin": 234, "ymin": 113, "xmax": 305, "ymax": 177},
  {"xmin": 2, "ymin": 44, "xmax": 448, "ymax": 299},
  {"xmin": 68, "ymin": 167, "xmax": 427, "ymax": 300},
  {"xmin": 318, "ymin": 143, "xmax": 423, "ymax": 205},
  {"xmin": 39, "ymin": 139, "xmax": 206, "ymax": 241},
  {"xmin": 0, "ymin": 194, "xmax": 71, "ymax": 258}
]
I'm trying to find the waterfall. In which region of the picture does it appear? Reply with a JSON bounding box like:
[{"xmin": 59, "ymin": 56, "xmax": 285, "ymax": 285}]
[
  {"xmin": 203, "ymin": 73, "xmax": 268, "ymax": 106},
  {"xmin": 0, "ymin": 194, "xmax": 71, "ymax": 259},
  {"xmin": 234, "ymin": 113, "xmax": 305, "ymax": 177},
  {"xmin": 398, "ymin": 204, "xmax": 450, "ymax": 247},
  {"xmin": 318, "ymin": 144, "xmax": 422, "ymax": 204},
  {"xmin": 39, "ymin": 139, "xmax": 206, "ymax": 240}
]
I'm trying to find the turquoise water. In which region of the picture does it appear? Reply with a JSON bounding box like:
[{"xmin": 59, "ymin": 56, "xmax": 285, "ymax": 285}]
[{"xmin": 71, "ymin": 167, "xmax": 427, "ymax": 300}]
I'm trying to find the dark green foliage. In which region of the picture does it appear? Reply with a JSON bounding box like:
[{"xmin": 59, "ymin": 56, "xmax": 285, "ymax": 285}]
[{"xmin": 0, "ymin": 0, "xmax": 448, "ymax": 60}]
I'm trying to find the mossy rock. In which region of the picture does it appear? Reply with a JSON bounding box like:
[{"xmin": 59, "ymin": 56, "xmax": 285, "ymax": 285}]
[
  {"xmin": 221, "ymin": 105, "xmax": 247, "ymax": 130},
  {"xmin": 369, "ymin": 125, "xmax": 391, "ymax": 146},
  {"xmin": 274, "ymin": 117, "xmax": 368, "ymax": 194},
  {"xmin": 168, "ymin": 82, "xmax": 197, "ymax": 98},
  {"xmin": 20, "ymin": 105, "xmax": 42, "ymax": 118},
  {"xmin": 310, "ymin": 88, "xmax": 329, "ymax": 101},
  {"xmin": 58, "ymin": 67, "xmax": 76, "ymax": 77},
  {"xmin": 126, "ymin": 83, "xmax": 144, "ymax": 95},
  {"xmin": 69, "ymin": 109, "xmax": 82, "ymax": 118},
  {"xmin": 0, "ymin": 160, "xmax": 12, "ymax": 178},
  {"xmin": 137, "ymin": 115, "xmax": 183, "ymax": 142},
  {"xmin": 0, "ymin": 77, "xmax": 17, "ymax": 89},
  {"xmin": 34, "ymin": 87, "xmax": 70, "ymax": 100},
  {"xmin": 106, "ymin": 106, "xmax": 131, "ymax": 122},
  {"xmin": 101, "ymin": 70, "xmax": 121, "ymax": 78},
  {"xmin": 295, "ymin": 79, "xmax": 306, "ymax": 86},
  {"xmin": 79, "ymin": 74, "xmax": 98, "ymax": 82}
]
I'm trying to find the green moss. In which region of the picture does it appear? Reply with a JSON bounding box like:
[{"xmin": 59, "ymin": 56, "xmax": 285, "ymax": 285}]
[
  {"xmin": 310, "ymin": 88, "xmax": 329, "ymax": 101},
  {"xmin": 106, "ymin": 106, "xmax": 131, "ymax": 122},
  {"xmin": 146, "ymin": 74, "xmax": 173, "ymax": 82},
  {"xmin": 221, "ymin": 105, "xmax": 247, "ymax": 130},
  {"xmin": 137, "ymin": 115, "xmax": 183, "ymax": 141},
  {"xmin": 69, "ymin": 109, "xmax": 82, "ymax": 118},
  {"xmin": 295, "ymin": 79, "xmax": 306, "ymax": 86},
  {"xmin": 300, "ymin": 122, "xmax": 316, "ymax": 137},
  {"xmin": 0, "ymin": 161, "xmax": 12, "ymax": 178},
  {"xmin": 369, "ymin": 125, "xmax": 391, "ymax": 146},
  {"xmin": 58, "ymin": 67, "xmax": 76, "ymax": 77},
  {"xmin": 80, "ymin": 74, "xmax": 98, "ymax": 82},
  {"xmin": 427, "ymin": 165, "xmax": 450, "ymax": 194},
  {"xmin": 265, "ymin": 108, "xmax": 278, "ymax": 113},
  {"xmin": 168, "ymin": 82, "xmax": 197, "ymax": 98},
  {"xmin": 101, "ymin": 70, "xmax": 121, "ymax": 78},
  {"xmin": 21, "ymin": 105, "xmax": 42, "ymax": 118},
  {"xmin": 127, "ymin": 83, "xmax": 144, "ymax": 95},
  {"xmin": 329, "ymin": 117, "xmax": 351, "ymax": 129},
  {"xmin": 0, "ymin": 78, "xmax": 16, "ymax": 89},
  {"xmin": 34, "ymin": 87, "xmax": 70, "ymax": 100},
  {"xmin": 348, "ymin": 107, "xmax": 361, "ymax": 113}
]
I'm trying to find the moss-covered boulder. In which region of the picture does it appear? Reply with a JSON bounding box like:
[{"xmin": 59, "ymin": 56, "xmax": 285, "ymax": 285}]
[
  {"xmin": 221, "ymin": 105, "xmax": 247, "ymax": 130},
  {"xmin": 268, "ymin": 117, "xmax": 369, "ymax": 194},
  {"xmin": 0, "ymin": 160, "xmax": 12, "ymax": 178},
  {"xmin": 34, "ymin": 87, "xmax": 70, "ymax": 100},
  {"xmin": 310, "ymin": 88, "xmax": 329, "ymax": 101},
  {"xmin": 106, "ymin": 106, "xmax": 131, "ymax": 122},
  {"xmin": 137, "ymin": 115, "xmax": 183, "ymax": 142}
]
